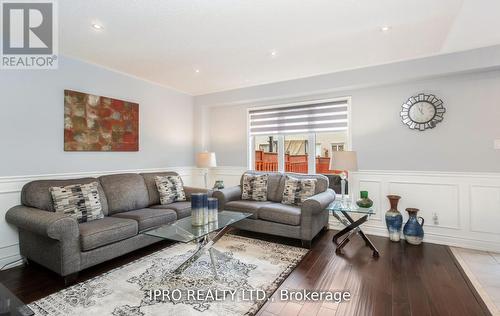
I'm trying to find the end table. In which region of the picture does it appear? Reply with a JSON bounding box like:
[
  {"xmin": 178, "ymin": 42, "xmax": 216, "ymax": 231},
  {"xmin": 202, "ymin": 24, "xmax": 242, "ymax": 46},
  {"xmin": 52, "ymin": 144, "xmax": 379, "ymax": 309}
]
[{"xmin": 326, "ymin": 200, "xmax": 380, "ymax": 258}]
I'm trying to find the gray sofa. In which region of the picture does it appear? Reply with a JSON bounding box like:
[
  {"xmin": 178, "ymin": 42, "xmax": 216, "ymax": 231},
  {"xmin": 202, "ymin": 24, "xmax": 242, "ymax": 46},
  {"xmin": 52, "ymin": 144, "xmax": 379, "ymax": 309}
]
[
  {"xmin": 5, "ymin": 172, "xmax": 209, "ymax": 281},
  {"xmin": 212, "ymin": 171, "xmax": 335, "ymax": 248}
]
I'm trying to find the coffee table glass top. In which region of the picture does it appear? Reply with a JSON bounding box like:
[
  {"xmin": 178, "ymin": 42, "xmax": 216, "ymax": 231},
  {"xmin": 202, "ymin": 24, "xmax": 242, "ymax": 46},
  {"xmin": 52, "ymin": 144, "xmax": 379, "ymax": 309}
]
[
  {"xmin": 326, "ymin": 200, "xmax": 375, "ymax": 215},
  {"xmin": 143, "ymin": 210, "xmax": 252, "ymax": 243}
]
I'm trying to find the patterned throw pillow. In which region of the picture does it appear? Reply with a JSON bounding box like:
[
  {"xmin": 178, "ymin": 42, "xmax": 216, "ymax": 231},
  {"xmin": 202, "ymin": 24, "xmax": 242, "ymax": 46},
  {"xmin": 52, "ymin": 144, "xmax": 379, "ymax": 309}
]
[
  {"xmin": 282, "ymin": 176, "xmax": 317, "ymax": 206},
  {"xmin": 155, "ymin": 175, "xmax": 186, "ymax": 205},
  {"xmin": 50, "ymin": 182, "xmax": 104, "ymax": 223},
  {"xmin": 241, "ymin": 174, "xmax": 268, "ymax": 201}
]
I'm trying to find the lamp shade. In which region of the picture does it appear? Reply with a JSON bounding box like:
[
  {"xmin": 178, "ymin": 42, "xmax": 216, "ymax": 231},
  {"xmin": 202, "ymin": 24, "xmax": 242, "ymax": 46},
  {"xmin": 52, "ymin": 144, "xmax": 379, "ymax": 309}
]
[
  {"xmin": 196, "ymin": 152, "xmax": 217, "ymax": 168},
  {"xmin": 330, "ymin": 151, "xmax": 358, "ymax": 171}
]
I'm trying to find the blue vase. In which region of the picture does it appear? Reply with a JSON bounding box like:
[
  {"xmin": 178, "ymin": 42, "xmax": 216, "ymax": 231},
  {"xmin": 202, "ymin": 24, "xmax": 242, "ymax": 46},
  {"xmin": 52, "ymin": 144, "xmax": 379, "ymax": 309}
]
[
  {"xmin": 385, "ymin": 195, "xmax": 403, "ymax": 242},
  {"xmin": 403, "ymin": 208, "xmax": 425, "ymax": 245}
]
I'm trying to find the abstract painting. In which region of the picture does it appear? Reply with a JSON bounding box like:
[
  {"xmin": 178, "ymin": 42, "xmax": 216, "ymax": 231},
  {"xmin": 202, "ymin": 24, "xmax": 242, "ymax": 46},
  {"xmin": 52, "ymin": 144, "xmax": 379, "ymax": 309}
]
[{"xmin": 64, "ymin": 90, "xmax": 139, "ymax": 151}]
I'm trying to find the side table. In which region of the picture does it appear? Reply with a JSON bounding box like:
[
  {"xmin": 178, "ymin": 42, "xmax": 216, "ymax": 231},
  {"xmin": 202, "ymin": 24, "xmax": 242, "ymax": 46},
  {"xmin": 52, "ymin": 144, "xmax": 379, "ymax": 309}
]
[{"xmin": 326, "ymin": 200, "xmax": 380, "ymax": 258}]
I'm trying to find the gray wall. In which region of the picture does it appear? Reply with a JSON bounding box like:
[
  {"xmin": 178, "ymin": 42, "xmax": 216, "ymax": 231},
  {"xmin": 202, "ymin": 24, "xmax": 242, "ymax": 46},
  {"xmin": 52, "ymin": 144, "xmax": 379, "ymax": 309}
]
[
  {"xmin": 0, "ymin": 56, "xmax": 194, "ymax": 176},
  {"xmin": 195, "ymin": 47, "xmax": 500, "ymax": 172}
]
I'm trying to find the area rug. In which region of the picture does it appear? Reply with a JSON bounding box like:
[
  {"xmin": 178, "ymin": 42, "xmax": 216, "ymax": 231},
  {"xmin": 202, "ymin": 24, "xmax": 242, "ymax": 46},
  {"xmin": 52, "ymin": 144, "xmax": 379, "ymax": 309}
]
[{"xmin": 29, "ymin": 234, "xmax": 308, "ymax": 316}]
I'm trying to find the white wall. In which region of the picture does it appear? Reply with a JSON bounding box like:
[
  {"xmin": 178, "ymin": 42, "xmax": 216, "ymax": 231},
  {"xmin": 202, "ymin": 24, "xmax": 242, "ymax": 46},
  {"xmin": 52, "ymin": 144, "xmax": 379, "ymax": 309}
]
[{"xmin": 0, "ymin": 56, "xmax": 194, "ymax": 176}]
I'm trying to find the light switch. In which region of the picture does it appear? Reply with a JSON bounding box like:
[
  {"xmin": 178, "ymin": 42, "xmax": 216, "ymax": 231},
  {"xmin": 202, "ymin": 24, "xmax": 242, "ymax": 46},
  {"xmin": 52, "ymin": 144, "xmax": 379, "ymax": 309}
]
[{"xmin": 495, "ymin": 139, "xmax": 500, "ymax": 150}]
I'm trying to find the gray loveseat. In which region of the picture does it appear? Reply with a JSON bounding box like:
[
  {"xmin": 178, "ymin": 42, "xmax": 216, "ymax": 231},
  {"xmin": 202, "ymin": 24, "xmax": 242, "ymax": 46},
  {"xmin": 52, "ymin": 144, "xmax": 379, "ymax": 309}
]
[
  {"xmin": 212, "ymin": 171, "xmax": 335, "ymax": 248},
  {"xmin": 5, "ymin": 172, "xmax": 209, "ymax": 282}
]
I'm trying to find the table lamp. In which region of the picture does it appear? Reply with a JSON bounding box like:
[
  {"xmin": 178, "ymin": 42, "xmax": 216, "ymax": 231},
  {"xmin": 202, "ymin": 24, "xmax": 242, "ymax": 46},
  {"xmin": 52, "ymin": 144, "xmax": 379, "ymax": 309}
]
[
  {"xmin": 196, "ymin": 151, "xmax": 217, "ymax": 188},
  {"xmin": 330, "ymin": 151, "xmax": 358, "ymax": 203}
]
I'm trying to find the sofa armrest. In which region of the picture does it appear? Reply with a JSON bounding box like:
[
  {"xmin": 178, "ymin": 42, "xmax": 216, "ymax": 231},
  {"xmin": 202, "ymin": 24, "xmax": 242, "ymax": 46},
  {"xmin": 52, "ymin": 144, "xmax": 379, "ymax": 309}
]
[
  {"xmin": 301, "ymin": 189, "xmax": 336, "ymax": 215},
  {"xmin": 212, "ymin": 186, "xmax": 242, "ymax": 210},
  {"xmin": 184, "ymin": 186, "xmax": 213, "ymax": 200},
  {"xmin": 5, "ymin": 205, "xmax": 79, "ymax": 241}
]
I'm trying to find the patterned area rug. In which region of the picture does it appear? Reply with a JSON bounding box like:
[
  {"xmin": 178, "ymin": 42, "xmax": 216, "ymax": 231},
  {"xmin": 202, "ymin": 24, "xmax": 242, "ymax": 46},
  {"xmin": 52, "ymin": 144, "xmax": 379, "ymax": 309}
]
[{"xmin": 29, "ymin": 235, "xmax": 308, "ymax": 316}]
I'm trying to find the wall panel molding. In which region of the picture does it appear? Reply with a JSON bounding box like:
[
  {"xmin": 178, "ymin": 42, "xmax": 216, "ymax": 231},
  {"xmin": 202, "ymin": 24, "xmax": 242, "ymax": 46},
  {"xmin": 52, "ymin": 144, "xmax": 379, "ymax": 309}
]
[
  {"xmin": 2, "ymin": 167, "xmax": 499, "ymax": 269},
  {"xmin": 209, "ymin": 167, "xmax": 500, "ymax": 252}
]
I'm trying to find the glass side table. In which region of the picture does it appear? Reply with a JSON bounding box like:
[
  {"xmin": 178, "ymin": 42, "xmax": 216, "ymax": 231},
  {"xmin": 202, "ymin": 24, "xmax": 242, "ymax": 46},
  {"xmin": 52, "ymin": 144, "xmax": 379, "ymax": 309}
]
[{"xmin": 326, "ymin": 200, "xmax": 380, "ymax": 258}]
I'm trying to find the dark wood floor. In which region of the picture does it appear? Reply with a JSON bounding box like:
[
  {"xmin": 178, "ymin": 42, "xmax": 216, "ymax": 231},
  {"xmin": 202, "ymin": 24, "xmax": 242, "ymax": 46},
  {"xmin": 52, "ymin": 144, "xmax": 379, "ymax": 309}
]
[{"xmin": 0, "ymin": 230, "xmax": 489, "ymax": 316}]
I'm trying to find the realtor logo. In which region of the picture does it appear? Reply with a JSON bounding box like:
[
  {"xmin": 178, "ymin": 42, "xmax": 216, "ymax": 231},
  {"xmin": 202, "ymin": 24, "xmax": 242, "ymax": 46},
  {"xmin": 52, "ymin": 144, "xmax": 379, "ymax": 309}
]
[{"xmin": 1, "ymin": 0, "xmax": 58, "ymax": 69}]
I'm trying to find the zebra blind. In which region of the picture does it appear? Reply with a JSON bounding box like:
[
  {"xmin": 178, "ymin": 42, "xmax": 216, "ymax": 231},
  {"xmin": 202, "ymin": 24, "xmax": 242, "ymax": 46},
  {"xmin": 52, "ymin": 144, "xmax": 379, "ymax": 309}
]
[{"xmin": 249, "ymin": 99, "xmax": 349, "ymax": 135}]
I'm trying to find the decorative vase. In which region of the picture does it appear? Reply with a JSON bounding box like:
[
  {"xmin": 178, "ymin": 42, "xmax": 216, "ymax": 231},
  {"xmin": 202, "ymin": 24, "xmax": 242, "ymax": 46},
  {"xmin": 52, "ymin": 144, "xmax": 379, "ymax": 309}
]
[
  {"xmin": 403, "ymin": 208, "xmax": 425, "ymax": 245},
  {"xmin": 213, "ymin": 180, "xmax": 225, "ymax": 190},
  {"xmin": 385, "ymin": 195, "xmax": 403, "ymax": 242},
  {"xmin": 356, "ymin": 191, "xmax": 373, "ymax": 208}
]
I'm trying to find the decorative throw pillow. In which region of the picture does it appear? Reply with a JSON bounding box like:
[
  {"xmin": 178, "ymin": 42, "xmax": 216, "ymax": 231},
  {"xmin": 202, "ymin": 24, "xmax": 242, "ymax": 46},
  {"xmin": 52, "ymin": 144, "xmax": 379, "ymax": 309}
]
[
  {"xmin": 282, "ymin": 176, "xmax": 317, "ymax": 206},
  {"xmin": 50, "ymin": 182, "xmax": 104, "ymax": 223},
  {"xmin": 155, "ymin": 175, "xmax": 186, "ymax": 205},
  {"xmin": 241, "ymin": 174, "xmax": 268, "ymax": 201}
]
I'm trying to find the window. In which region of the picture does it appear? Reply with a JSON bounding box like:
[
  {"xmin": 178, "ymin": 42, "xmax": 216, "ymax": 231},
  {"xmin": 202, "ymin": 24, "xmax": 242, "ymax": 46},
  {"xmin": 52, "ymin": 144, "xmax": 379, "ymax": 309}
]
[
  {"xmin": 254, "ymin": 135, "xmax": 279, "ymax": 171},
  {"xmin": 248, "ymin": 98, "xmax": 350, "ymax": 175}
]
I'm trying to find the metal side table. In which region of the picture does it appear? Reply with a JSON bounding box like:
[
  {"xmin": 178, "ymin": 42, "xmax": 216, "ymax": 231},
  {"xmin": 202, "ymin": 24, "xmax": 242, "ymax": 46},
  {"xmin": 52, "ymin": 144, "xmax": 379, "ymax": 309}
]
[{"xmin": 326, "ymin": 200, "xmax": 380, "ymax": 258}]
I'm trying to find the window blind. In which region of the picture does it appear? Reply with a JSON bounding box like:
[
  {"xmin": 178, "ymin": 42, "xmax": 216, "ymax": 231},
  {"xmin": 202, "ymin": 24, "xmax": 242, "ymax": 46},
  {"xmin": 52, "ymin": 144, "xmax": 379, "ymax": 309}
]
[{"xmin": 249, "ymin": 100, "xmax": 349, "ymax": 135}]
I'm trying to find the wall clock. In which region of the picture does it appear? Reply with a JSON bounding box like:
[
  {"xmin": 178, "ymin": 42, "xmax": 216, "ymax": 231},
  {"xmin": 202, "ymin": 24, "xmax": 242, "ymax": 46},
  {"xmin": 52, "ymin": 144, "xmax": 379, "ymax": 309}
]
[{"xmin": 400, "ymin": 93, "xmax": 445, "ymax": 131}]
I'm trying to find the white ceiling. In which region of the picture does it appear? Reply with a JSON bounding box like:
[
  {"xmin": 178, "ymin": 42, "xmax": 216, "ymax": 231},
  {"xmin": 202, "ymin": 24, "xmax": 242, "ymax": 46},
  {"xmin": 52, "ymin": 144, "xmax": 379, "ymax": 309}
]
[{"xmin": 60, "ymin": 0, "xmax": 500, "ymax": 95}]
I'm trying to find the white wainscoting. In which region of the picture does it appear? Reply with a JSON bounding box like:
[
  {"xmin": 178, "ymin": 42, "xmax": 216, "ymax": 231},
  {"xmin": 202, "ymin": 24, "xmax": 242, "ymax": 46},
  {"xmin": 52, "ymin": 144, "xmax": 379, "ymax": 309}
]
[
  {"xmin": 2, "ymin": 167, "xmax": 499, "ymax": 269},
  {"xmin": 0, "ymin": 166, "xmax": 200, "ymax": 269},
  {"xmin": 349, "ymin": 170, "xmax": 500, "ymax": 252},
  {"xmin": 207, "ymin": 167, "xmax": 500, "ymax": 253}
]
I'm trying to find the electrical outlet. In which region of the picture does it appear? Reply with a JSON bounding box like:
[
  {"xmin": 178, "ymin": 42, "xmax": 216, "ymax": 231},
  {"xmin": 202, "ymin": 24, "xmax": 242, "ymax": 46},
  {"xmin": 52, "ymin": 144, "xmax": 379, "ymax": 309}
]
[
  {"xmin": 494, "ymin": 139, "xmax": 500, "ymax": 150},
  {"xmin": 432, "ymin": 213, "xmax": 439, "ymax": 225}
]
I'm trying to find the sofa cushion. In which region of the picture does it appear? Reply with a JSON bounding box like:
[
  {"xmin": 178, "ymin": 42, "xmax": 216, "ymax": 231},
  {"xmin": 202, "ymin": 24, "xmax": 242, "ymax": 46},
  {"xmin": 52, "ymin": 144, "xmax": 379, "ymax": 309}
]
[
  {"xmin": 241, "ymin": 174, "xmax": 268, "ymax": 201},
  {"xmin": 112, "ymin": 208, "xmax": 177, "ymax": 231},
  {"xmin": 79, "ymin": 217, "xmax": 138, "ymax": 251},
  {"xmin": 285, "ymin": 173, "xmax": 329, "ymax": 194},
  {"xmin": 155, "ymin": 175, "xmax": 186, "ymax": 204},
  {"xmin": 21, "ymin": 178, "xmax": 109, "ymax": 215},
  {"xmin": 241, "ymin": 171, "xmax": 284, "ymax": 202},
  {"xmin": 141, "ymin": 172, "xmax": 180, "ymax": 206},
  {"xmin": 150, "ymin": 202, "xmax": 191, "ymax": 219},
  {"xmin": 259, "ymin": 203, "xmax": 301, "ymax": 226},
  {"xmin": 281, "ymin": 176, "xmax": 317, "ymax": 206},
  {"xmin": 225, "ymin": 200, "xmax": 273, "ymax": 219},
  {"xmin": 99, "ymin": 174, "xmax": 149, "ymax": 214},
  {"xmin": 50, "ymin": 182, "xmax": 104, "ymax": 223}
]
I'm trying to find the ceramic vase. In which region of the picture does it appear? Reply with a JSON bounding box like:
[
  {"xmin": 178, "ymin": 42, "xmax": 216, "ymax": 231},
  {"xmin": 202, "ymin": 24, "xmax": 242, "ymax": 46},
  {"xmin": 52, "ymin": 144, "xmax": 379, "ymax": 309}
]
[
  {"xmin": 403, "ymin": 208, "xmax": 425, "ymax": 245},
  {"xmin": 356, "ymin": 191, "xmax": 373, "ymax": 208},
  {"xmin": 385, "ymin": 195, "xmax": 403, "ymax": 242},
  {"xmin": 213, "ymin": 180, "xmax": 225, "ymax": 190}
]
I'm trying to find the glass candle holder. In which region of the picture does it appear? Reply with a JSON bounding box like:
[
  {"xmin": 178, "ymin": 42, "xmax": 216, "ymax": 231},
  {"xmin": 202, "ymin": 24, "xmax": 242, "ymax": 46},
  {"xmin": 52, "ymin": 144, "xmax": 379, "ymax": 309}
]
[
  {"xmin": 191, "ymin": 193, "xmax": 206, "ymax": 226},
  {"xmin": 208, "ymin": 198, "xmax": 218, "ymax": 222}
]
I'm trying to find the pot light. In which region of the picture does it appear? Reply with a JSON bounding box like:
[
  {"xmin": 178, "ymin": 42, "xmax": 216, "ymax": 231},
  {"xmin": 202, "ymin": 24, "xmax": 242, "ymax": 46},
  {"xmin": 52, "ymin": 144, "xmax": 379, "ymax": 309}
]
[
  {"xmin": 194, "ymin": 69, "xmax": 200, "ymax": 74},
  {"xmin": 270, "ymin": 50, "xmax": 278, "ymax": 58},
  {"xmin": 380, "ymin": 25, "xmax": 391, "ymax": 32},
  {"xmin": 92, "ymin": 23, "xmax": 103, "ymax": 30}
]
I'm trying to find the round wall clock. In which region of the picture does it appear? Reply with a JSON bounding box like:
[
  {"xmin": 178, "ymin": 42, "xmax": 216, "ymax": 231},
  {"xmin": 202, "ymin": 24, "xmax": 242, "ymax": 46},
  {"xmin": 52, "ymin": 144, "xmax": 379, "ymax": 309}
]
[{"xmin": 400, "ymin": 93, "xmax": 445, "ymax": 131}]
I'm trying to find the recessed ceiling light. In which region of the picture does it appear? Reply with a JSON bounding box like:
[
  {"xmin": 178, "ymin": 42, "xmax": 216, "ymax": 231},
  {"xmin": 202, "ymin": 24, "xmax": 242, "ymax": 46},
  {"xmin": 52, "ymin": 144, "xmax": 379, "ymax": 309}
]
[
  {"xmin": 92, "ymin": 23, "xmax": 103, "ymax": 30},
  {"xmin": 270, "ymin": 50, "xmax": 278, "ymax": 58},
  {"xmin": 194, "ymin": 69, "xmax": 200, "ymax": 74},
  {"xmin": 380, "ymin": 25, "xmax": 391, "ymax": 32}
]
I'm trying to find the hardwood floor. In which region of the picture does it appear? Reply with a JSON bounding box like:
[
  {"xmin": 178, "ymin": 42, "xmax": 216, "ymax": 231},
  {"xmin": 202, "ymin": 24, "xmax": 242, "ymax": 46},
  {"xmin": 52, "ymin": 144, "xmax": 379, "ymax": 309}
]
[{"xmin": 0, "ymin": 230, "xmax": 489, "ymax": 316}]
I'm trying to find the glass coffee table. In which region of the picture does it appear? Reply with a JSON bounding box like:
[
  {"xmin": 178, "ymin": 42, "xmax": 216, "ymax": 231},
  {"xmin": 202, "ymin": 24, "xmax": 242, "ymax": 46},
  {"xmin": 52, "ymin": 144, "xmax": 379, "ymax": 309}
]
[
  {"xmin": 143, "ymin": 210, "xmax": 252, "ymax": 279},
  {"xmin": 326, "ymin": 200, "xmax": 379, "ymax": 258}
]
